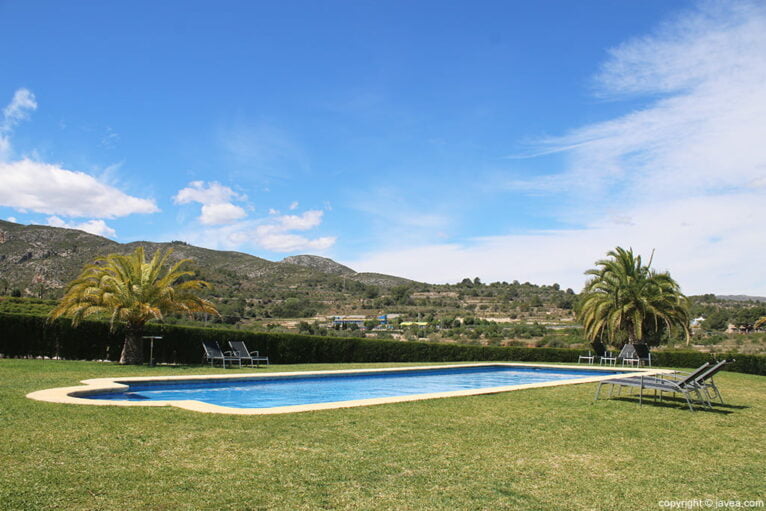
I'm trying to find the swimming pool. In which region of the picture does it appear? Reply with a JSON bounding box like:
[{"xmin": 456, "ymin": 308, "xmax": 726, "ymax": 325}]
[
  {"xmin": 88, "ymin": 365, "xmax": 627, "ymax": 408},
  {"xmin": 28, "ymin": 363, "xmax": 659, "ymax": 414}
]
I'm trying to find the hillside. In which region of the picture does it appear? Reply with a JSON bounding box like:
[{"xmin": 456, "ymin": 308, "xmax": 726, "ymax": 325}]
[
  {"xmin": 0, "ymin": 220, "xmax": 409, "ymax": 315},
  {"xmin": 0, "ymin": 220, "xmax": 576, "ymax": 327},
  {"xmin": 717, "ymin": 295, "xmax": 766, "ymax": 303}
]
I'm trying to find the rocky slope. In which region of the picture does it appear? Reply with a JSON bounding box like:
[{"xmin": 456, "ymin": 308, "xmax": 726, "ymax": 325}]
[
  {"xmin": 0, "ymin": 220, "xmax": 412, "ymax": 299},
  {"xmin": 280, "ymin": 255, "xmax": 356, "ymax": 275}
]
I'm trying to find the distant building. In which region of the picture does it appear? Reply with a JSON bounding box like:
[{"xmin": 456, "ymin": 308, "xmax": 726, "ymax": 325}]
[
  {"xmin": 378, "ymin": 313, "xmax": 401, "ymax": 325},
  {"xmin": 690, "ymin": 317, "xmax": 705, "ymax": 328},
  {"xmin": 332, "ymin": 315, "xmax": 366, "ymax": 327}
]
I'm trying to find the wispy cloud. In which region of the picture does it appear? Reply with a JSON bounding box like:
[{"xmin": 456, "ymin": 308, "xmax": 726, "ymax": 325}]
[
  {"xmin": 100, "ymin": 126, "xmax": 119, "ymax": 148},
  {"xmin": 219, "ymin": 121, "xmax": 309, "ymax": 182},
  {"xmin": 351, "ymin": 1, "xmax": 766, "ymax": 294},
  {"xmin": 2, "ymin": 89, "xmax": 37, "ymax": 126},
  {"xmin": 1, "ymin": 88, "xmax": 37, "ymax": 160},
  {"xmin": 521, "ymin": 1, "xmax": 766, "ymax": 206},
  {"xmin": 347, "ymin": 185, "xmax": 453, "ymax": 246}
]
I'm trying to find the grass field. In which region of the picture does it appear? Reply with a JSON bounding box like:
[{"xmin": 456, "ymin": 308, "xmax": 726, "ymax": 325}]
[{"xmin": 1, "ymin": 359, "xmax": 764, "ymax": 510}]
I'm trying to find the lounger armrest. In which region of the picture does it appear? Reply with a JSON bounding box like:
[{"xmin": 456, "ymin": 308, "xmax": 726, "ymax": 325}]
[{"xmin": 653, "ymin": 373, "xmax": 684, "ymax": 381}]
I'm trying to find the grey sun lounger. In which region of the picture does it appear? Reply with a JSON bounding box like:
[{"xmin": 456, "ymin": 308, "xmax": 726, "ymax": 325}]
[
  {"xmin": 594, "ymin": 361, "xmax": 722, "ymax": 411},
  {"xmin": 676, "ymin": 359, "xmax": 732, "ymax": 405},
  {"xmin": 632, "ymin": 343, "xmax": 652, "ymax": 367},
  {"xmin": 202, "ymin": 340, "xmax": 242, "ymax": 368},
  {"xmin": 227, "ymin": 340, "xmax": 270, "ymax": 367},
  {"xmin": 617, "ymin": 343, "xmax": 652, "ymax": 367},
  {"xmin": 651, "ymin": 359, "xmax": 732, "ymax": 405}
]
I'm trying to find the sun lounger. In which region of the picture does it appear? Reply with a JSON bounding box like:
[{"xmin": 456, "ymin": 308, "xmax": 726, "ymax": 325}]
[
  {"xmin": 594, "ymin": 360, "xmax": 732, "ymax": 411},
  {"xmin": 616, "ymin": 344, "xmax": 637, "ymax": 366},
  {"xmin": 633, "ymin": 343, "xmax": 652, "ymax": 367},
  {"xmin": 228, "ymin": 340, "xmax": 270, "ymax": 367},
  {"xmin": 675, "ymin": 359, "xmax": 732, "ymax": 405},
  {"xmin": 616, "ymin": 343, "xmax": 651, "ymax": 367},
  {"xmin": 202, "ymin": 340, "xmax": 242, "ymax": 368}
]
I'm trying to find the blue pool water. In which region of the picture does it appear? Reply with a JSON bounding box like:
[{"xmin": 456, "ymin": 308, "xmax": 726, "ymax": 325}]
[{"xmin": 85, "ymin": 365, "xmax": 626, "ymax": 409}]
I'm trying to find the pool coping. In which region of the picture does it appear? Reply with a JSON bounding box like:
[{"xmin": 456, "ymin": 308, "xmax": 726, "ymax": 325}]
[{"xmin": 26, "ymin": 362, "xmax": 672, "ymax": 415}]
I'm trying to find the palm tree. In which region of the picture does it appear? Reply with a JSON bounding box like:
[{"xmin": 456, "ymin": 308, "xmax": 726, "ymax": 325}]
[
  {"xmin": 49, "ymin": 246, "xmax": 219, "ymax": 364},
  {"xmin": 577, "ymin": 247, "xmax": 691, "ymax": 346}
]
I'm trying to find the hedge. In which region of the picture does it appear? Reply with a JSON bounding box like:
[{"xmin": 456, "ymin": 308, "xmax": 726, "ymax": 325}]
[{"xmin": 1, "ymin": 312, "xmax": 764, "ymax": 376}]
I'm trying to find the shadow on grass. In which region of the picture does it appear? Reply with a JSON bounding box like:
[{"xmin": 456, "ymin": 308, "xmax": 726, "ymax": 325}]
[{"xmin": 602, "ymin": 395, "xmax": 748, "ymax": 414}]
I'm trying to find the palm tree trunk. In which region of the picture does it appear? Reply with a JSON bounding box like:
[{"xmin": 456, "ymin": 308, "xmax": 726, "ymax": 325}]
[{"xmin": 119, "ymin": 326, "xmax": 144, "ymax": 364}]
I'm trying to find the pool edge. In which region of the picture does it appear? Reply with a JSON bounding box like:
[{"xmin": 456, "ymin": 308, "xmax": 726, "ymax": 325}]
[{"xmin": 26, "ymin": 362, "xmax": 671, "ymax": 415}]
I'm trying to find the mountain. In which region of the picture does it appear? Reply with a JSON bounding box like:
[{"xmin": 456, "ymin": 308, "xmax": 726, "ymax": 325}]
[
  {"xmin": 280, "ymin": 255, "xmax": 412, "ymax": 288},
  {"xmin": 716, "ymin": 295, "xmax": 766, "ymax": 303},
  {"xmin": 0, "ymin": 220, "xmax": 412, "ymax": 303},
  {"xmin": 0, "ymin": 220, "xmax": 587, "ymax": 328},
  {"xmin": 281, "ymin": 255, "xmax": 356, "ymax": 275}
]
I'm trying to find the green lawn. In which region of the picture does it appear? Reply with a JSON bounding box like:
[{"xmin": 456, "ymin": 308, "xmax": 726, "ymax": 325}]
[{"xmin": 1, "ymin": 360, "xmax": 764, "ymax": 511}]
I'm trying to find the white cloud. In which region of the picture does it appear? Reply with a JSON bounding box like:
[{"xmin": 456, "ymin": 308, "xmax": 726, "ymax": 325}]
[
  {"xmin": 197, "ymin": 203, "xmax": 246, "ymax": 226},
  {"xmin": 0, "ymin": 89, "xmax": 157, "ymax": 226},
  {"xmin": 174, "ymin": 181, "xmax": 243, "ymax": 205},
  {"xmin": 349, "ymin": 1, "xmax": 766, "ymax": 295},
  {"xmin": 1, "ymin": 88, "xmax": 38, "ymax": 160},
  {"xmin": 176, "ymin": 209, "xmax": 336, "ymax": 253},
  {"xmin": 272, "ymin": 210, "xmax": 324, "ymax": 231},
  {"xmin": 251, "ymin": 210, "xmax": 334, "ymax": 251},
  {"xmin": 252, "ymin": 231, "xmax": 336, "ymax": 252},
  {"xmin": 173, "ymin": 181, "xmax": 246, "ymax": 225},
  {"xmin": 46, "ymin": 216, "xmax": 117, "ymax": 238},
  {"xmin": 7, "ymin": 216, "xmax": 17, "ymax": 223},
  {"xmin": 345, "ymin": 192, "xmax": 765, "ymax": 294},
  {"xmin": 0, "ymin": 159, "xmax": 159, "ymax": 218},
  {"xmin": 289, "ymin": 201, "xmax": 299, "ymax": 210}
]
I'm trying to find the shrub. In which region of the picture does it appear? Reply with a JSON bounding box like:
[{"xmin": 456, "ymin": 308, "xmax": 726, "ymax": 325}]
[{"xmin": 1, "ymin": 312, "xmax": 764, "ymax": 375}]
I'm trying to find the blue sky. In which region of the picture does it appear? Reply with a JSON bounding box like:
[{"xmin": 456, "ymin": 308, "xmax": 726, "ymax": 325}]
[{"xmin": 1, "ymin": 1, "xmax": 765, "ymax": 294}]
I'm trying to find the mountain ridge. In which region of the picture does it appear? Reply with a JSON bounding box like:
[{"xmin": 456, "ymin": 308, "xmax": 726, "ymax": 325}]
[
  {"xmin": 0, "ymin": 220, "xmax": 413, "ymax": 299},
  {"xmin": 280, "ymin": 255, "xmax": 357, "ymax": 275}
]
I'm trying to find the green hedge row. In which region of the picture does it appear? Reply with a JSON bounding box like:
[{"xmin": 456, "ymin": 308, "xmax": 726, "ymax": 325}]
[{"xmin": 1, "ymin": 312, "xmax": 764, "ymax": 376}]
